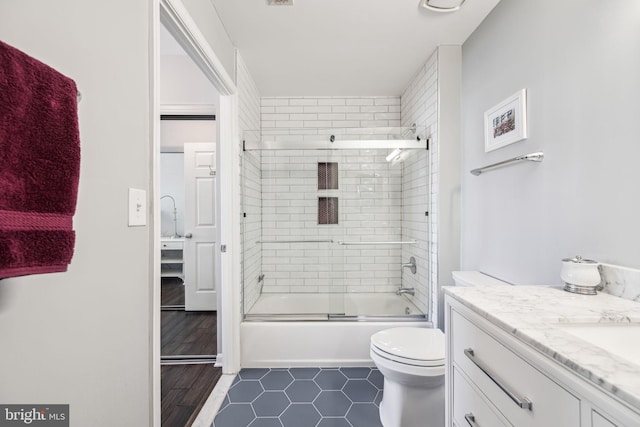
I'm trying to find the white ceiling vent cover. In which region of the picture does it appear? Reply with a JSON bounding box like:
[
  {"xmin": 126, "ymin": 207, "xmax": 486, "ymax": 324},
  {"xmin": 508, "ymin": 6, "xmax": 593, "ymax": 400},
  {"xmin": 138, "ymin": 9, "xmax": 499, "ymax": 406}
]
[
  {"xmin": 421, "ymin": 0, "xmax": 465, "ymax": 12},
  {"xmin": 268, "ymin": 0, "xmax": 294, "ymax": 5}
]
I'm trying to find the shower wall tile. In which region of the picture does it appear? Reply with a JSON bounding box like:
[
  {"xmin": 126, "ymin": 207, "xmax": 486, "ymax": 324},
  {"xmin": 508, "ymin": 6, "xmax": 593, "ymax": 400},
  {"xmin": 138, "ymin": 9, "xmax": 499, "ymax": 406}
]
[
  {"xmin": 400, "ymin": 50, "xmax": 438, "ymax": 316},
  {"xmin": 238, "ymin": 53, "xmax": 262, "ymax": 313},
  {"xmin": 258, "ymin": 146, "xmax": 403, "ymax": 294},
  {"xmin": 260, "ymin": 96, "xmax": 401, "ymax": 143}
]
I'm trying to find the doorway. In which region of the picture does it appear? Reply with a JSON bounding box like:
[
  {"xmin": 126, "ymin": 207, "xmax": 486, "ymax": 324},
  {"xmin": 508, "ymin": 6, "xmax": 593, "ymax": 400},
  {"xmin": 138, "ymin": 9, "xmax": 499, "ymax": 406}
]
[
  {"xmin": 155, "ymin": 1, "xmax": 241, "ymax": 425},
  {"xmin": 158, "ymin": 21, "xmax": 220, "ymax": 427}
]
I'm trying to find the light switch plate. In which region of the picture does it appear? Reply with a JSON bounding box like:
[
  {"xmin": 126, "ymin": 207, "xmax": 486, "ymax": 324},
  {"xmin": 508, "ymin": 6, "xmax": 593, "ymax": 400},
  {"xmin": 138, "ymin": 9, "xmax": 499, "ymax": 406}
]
[{"xmin": 128, "ymin": 188, "xmax": 147, "ymax": 226}]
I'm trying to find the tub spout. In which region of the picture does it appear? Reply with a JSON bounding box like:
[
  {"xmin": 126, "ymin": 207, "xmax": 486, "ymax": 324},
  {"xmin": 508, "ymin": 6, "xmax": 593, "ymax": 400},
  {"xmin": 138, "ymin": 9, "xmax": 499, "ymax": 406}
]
[{"xmin": 396, "ymin": 287, "xmax": 415, "ymax": 296}]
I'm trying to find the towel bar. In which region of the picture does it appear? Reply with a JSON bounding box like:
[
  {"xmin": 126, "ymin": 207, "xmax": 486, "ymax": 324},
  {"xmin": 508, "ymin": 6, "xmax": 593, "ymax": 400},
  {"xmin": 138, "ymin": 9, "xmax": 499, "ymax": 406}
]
[{"xmin": 470, "ymin": 152, "xmax": 544, "ymax": 176}]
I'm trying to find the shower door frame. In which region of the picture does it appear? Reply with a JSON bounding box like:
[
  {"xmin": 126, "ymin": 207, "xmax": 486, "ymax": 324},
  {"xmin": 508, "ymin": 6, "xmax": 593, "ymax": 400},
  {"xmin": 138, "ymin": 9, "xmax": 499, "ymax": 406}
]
[{"xmin": 241, "ymin": 137, "xmax": 431, "ymax": 321}]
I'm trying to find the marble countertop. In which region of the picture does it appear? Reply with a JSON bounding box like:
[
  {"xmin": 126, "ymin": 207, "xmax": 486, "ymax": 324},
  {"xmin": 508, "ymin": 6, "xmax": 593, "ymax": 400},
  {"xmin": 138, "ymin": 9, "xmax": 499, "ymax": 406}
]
[{"xmin": 443, "ymin": 285, "xmax": 640, "ymax": 411}]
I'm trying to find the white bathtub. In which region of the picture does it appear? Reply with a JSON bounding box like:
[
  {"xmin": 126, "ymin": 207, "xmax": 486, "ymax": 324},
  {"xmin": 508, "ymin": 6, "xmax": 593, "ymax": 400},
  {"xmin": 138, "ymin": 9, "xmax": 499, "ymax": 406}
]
[
  {"xmin": 247, "ymin": 292, "xmax": 424, "ymax": 317},
  {"xmin": 241, "ymin": 292, "xmax": 432, "ymax": 367}
]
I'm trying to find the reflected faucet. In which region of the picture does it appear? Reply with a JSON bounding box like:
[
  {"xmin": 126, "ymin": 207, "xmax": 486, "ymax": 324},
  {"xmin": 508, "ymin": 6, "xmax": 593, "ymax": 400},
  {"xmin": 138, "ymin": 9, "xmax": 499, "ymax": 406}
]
[{"xmin": 160, "ymin": 195, "xmax": 180, "ymax": 238}]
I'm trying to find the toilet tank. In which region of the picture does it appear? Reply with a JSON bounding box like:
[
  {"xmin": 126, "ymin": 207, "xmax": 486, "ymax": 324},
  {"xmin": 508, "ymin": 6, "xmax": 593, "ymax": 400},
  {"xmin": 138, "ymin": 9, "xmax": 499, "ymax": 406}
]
[{"xmin": 452, "ymin": 271, "xmax": 510, "ymax": 287}]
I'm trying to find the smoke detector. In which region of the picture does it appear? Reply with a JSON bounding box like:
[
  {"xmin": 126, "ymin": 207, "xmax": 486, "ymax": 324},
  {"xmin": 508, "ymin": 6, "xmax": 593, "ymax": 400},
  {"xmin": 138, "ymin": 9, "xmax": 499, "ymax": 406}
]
[
  {"xmin": 268, "ymin": 0, "xmax": 294, "ymax": 5},
  {"xmin": 421, "ymin": 0, "xmax": 465, "ymax": 12}
]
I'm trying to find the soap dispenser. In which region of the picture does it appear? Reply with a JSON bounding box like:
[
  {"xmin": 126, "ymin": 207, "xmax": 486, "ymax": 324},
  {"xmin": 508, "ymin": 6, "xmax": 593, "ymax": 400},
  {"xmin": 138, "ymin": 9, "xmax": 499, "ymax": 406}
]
[{"xmin": 561, "ymin": 255, "xmax": 601, "ymax": 295}]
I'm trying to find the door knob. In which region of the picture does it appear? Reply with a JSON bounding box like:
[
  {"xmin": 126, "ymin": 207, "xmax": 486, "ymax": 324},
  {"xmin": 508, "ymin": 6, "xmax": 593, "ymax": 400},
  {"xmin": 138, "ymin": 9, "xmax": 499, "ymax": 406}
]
[{"xmin": 184, "ymin": 233, "xmax": 193, "ymax": 239}]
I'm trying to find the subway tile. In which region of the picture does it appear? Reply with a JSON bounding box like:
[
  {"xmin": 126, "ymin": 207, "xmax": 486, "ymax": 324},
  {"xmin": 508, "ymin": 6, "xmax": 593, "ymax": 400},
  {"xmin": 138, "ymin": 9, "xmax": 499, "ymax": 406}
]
[
  {"xmin": 345, "ymin": 98, "xmax": 374, "ymax": 106},
  {"xmin": 275, "ymin": 105, "xmax": 305, "ymax": 114},
  {"xmin": 303, "ymin": 105, "xmax": 333, "ymax": 113},
  {"xmin": 262, "ymin": 98, "xmax": 290, "ymax": 106},
  {"xmin": 318, "ymin": 98, "xmax": 346, "ymax": 106},
  {"xmin": 289, "ymin": 98, "xmax": 319, "ymax": 106}
]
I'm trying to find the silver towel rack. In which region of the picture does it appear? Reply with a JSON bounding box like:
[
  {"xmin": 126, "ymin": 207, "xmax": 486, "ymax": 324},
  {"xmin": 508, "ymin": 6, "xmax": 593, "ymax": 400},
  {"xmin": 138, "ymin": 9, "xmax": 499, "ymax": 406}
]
[{"xmin": 470, "ymin": 152, "xmax": 544, "ymax": 176}]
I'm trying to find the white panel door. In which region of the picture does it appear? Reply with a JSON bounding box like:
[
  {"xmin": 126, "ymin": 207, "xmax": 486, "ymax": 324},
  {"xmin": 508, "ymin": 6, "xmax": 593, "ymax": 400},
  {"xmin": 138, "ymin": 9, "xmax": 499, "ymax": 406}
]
[{"xmin": 184, "ymin": 142, "xmax": 217, "ymax": 311}]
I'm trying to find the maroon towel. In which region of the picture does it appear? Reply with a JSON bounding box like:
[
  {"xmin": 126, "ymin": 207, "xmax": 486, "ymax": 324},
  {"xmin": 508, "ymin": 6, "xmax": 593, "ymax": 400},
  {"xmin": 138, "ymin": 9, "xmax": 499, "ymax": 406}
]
[{"xmin": 0, "ymin": 40, "xmax": 80, "ymax": 279}]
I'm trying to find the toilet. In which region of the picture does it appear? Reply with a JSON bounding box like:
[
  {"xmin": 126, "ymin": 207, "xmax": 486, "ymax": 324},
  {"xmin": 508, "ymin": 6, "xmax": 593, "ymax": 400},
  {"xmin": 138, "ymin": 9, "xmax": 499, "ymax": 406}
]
[
  {"xmin": 371, "ymin": 271, "xmax": 509, "ymax": 427},
  {"xmin": 370, "ymin": 327, "xmax": 445, "ymax": 427}
]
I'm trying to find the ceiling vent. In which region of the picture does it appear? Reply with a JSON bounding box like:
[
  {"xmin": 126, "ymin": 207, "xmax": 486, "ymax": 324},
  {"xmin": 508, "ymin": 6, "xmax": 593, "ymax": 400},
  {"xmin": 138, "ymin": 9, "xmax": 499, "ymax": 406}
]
[
  {"xmin": 420, "ymin": 0, "xmax": 465, "ymax": 12},
  {"xmin": 268, "ymin": 0, "xmax": 294, "ymax": 5}
]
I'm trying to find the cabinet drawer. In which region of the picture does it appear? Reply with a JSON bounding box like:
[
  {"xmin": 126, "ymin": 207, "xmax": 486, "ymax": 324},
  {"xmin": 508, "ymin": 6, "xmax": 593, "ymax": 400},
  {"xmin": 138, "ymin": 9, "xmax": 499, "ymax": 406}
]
[
  {"xmin": 453, "ymin": 367, "xmax": 511, "ymax": 427},
  {"xmin": 161, "ymin": 241, "xmax": 183, "ymax": 250},
  {"xmin": 451, "ymin": 309, "xmax": 580, "ymax": 427}
]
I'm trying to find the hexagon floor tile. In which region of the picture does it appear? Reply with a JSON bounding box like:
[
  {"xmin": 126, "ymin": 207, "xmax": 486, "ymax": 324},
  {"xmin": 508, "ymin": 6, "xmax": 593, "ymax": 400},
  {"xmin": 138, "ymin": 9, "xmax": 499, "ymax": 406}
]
[{"xmin": 213, "ymin": 367, "xmax": 384, "ymax": 427}]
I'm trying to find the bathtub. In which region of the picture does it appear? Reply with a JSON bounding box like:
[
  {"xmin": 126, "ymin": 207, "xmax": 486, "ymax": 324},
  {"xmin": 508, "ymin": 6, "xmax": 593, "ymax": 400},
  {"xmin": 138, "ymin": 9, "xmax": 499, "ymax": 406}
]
[{"xmin": 241, "ymin": 292, "xmax": 432, "ymax": 367}]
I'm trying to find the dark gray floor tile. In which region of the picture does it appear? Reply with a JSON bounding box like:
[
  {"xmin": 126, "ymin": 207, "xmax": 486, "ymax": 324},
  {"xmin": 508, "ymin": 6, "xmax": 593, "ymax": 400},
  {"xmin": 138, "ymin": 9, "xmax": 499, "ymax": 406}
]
[
  {"xmin": 220, "ymin": 395, "xmax": 230, "ymax": 410},
  {"xmin": 228, "ymin": 380, "xmax": 264, "ymax": 403},
  {"xmin": 314, "ymin": 370, "xmax": 348, "ymax": 390},
  {"xmin": 367, "ymin": 369, "xmax": 384, "ymax": 390},
  {"xmin": 252, "ymin": 391, "xmax": 290, "ymax": 417},
  {"xmin": 374, "ymin": 390, "xmax": 383, "ymax": 407},
  {"xmin": 313, "ymin": 391, "xmax": 351, "ymax": 417},
  {"xmin": 260, "ymin": 370, "xmax": 294, "ymax": 390},
  {"xmin": 316, "ymin": 418, "xmax": 352, "ymax": 427},
  {"xmin": 239, "ymin": 368, "xmax": 270, "ymax": 380},
  {"xmin": 248, "ymin": 418, "xmax": 283, "ymax": 427},
  {"xmin": 346, "ymin": 403, "xmax": 383, "ymax": 427},
  {"xmin": 285, "ymin": 380, "xmax": 321, "ymax": 402},
  {"xmin": 214, "ymin": 403, "xmax": 256, "ymax": 427},
  {"xmin": 342, "ymin": 379, "xmax": 378, "ymax": 402},
  {"xmin": 289, "ymin": 367, "xmax": 321, "ymax": 379},
  {"xmin": 280, "ymin": 404, "xmax": 321, "ymax": 427},
  {"xmin": 340, "ymin": 367, "xmax": 370, "ymax": 379}
]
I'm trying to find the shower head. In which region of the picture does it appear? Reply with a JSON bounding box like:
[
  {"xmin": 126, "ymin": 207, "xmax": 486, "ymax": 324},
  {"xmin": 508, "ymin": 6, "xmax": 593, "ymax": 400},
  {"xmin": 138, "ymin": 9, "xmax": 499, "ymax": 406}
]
[{"xmin": 386, "ymin": 148, "xmax": 403, "ymax": 162}]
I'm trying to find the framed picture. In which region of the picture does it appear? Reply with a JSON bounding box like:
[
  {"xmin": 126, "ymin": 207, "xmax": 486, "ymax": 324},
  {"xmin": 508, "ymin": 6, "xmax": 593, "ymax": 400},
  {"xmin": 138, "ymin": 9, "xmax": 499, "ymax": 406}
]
[{"xmin": 484, "ymin": 89, "xmax": 528, "ymax": 152}]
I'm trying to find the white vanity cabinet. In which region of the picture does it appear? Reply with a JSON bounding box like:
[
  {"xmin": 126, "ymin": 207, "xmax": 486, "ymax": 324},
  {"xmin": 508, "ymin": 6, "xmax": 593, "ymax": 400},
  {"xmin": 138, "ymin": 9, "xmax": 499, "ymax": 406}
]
[
  {"xmin": 160, "ymin": 239, "xmax": 184, "ymax": 279},
  {"xmin": 445, "ymin": 296, "xmax": 640, "ymax": 427}
]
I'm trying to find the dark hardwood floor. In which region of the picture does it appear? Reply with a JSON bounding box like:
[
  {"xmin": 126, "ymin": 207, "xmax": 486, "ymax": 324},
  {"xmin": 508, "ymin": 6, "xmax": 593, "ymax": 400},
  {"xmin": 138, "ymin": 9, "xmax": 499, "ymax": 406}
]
[
  {"xmin": 162, "ymin": 363, "xmax": 222, "ymax": 427},
  {"xmin": 161, "ymin": 278, "xmax": 220, "ymax": 427},
  {"xmin": 162, "ymin": 310, "xmax": 217, "ymax": 355},
  {"xmin": 162, "ymin": 277, "xmax": 185, "ymax": 306}
]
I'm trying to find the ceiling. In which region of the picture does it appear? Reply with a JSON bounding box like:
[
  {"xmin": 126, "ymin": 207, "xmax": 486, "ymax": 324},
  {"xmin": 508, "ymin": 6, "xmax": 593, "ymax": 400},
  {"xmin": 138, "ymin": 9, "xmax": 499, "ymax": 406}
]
[{"xmin": 209, "ymin": 0, "xmax": 501, "ymax": 96}]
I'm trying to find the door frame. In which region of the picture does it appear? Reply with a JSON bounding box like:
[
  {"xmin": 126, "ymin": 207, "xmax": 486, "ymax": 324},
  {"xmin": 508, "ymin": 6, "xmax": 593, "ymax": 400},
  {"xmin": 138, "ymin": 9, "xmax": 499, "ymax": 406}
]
[{"xmin": 153, "ymin": 0, "xmax": 242, "ymax": 425}]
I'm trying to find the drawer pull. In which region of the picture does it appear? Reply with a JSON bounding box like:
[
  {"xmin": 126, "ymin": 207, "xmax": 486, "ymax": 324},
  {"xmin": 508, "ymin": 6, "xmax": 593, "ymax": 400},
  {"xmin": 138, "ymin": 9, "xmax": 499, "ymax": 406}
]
[
  {"xmin": 464, "ymin": 348, "xmax": 533, "ymax": 411},
  {"xmin": 464, "ymin": 413, "xmax": 479, "ymax": 427}
]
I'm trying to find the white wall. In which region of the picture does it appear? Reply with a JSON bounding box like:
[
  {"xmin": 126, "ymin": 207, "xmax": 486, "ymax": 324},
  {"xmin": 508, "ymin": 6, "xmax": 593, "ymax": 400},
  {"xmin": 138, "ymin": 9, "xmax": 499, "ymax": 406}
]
[
  {"xmin": 0, "ymin": 1, "xmax": 152, "ymax": 426},
  {"xmin": 182, "ymin": 0, "xmax": 235, "ymax": 83},
  {"xmin": 461, "ymin": 0, "xmax": 640, "ymax": 284},
  {"xmin": 160, "ymin": 55, "xmax": 219, "ymax": 105}
]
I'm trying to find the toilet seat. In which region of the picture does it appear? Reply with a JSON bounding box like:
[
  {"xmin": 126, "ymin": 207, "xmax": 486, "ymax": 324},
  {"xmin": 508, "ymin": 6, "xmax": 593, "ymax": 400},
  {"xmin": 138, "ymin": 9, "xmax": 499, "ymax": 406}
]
[{"xmin": 370, "ymin": 327, "xmax": 445, "ymax": 367}]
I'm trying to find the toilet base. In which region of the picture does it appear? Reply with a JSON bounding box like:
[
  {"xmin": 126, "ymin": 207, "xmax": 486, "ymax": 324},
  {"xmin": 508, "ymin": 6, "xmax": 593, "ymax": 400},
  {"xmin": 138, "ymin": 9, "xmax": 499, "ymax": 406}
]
[{"xmin": 379, "ymin": 378, "xmax": 445, "ymax": 427}]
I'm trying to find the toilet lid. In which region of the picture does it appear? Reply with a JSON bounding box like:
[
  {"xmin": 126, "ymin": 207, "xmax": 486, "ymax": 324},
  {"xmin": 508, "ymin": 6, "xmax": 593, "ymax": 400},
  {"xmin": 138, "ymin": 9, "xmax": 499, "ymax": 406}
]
[{"xmin": 371, "ymin": 327, "xmax": 445, "ymax": 367}]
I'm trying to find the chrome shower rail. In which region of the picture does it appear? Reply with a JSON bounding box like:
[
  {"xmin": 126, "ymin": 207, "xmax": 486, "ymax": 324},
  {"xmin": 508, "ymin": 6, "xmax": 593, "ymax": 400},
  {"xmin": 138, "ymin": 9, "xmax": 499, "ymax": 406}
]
[
  {"xmin": 257, "ymin": 239, "xmax": 334, "ymax": 244},
  {"xmin": 336, "ymin": 240, "xmax": 417, "ymax": 245},
  {"xmin": 470, "ymin": 152, "xmax": 544, "ymax": 176},
  {"xmin": 256, "ymin": 239, "xmax": 418, "ymax": 245}
]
